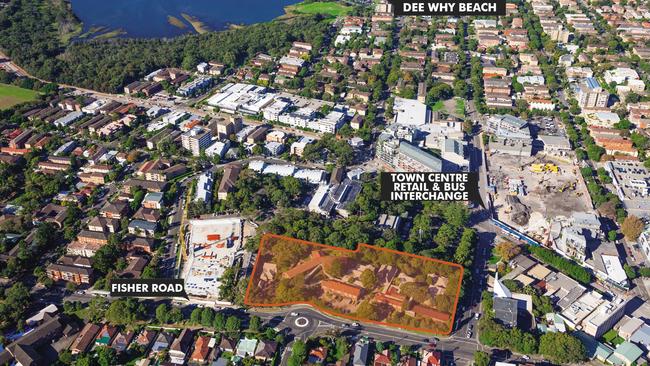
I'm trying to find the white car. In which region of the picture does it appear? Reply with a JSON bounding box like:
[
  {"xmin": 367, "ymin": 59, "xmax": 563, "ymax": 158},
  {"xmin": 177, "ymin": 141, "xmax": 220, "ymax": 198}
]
[
  {"xmin": 474, "ymin": 312, "xmax": 481, "ymax": 320},
  {"xmin": 290, "ymin": 312, "xmax": 299, "ymax": 316},
  {"xmin": 522, "ymin": 355, "xmax": 530, "ymax": 360}
]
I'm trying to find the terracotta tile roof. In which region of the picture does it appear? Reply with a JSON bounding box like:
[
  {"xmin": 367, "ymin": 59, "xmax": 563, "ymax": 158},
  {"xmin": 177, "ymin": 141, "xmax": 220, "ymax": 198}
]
[
  {"xmin": 411, "ymin": 305, "xmax": 450, "ymax": 322},
  {"xmin": 190, "ymin": 336, "xmax": 211, "ymax": 361},
  {"xmin": 321, "ymin": 279, "xmax": 363, "ymax": 299},
  {"xmin": 283, "ymin": 251, "xmax": 334, "ymax": 279}
]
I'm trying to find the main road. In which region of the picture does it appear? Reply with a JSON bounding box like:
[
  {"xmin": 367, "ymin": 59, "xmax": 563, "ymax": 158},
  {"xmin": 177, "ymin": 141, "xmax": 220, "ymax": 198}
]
[{"xmin": 248, "ymin": 305, "xmax": 483, "ymax": 365}]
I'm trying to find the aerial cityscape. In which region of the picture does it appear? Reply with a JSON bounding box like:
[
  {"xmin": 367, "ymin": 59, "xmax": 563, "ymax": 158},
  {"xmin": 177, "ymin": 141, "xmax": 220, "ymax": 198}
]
[{"xmin": 0, "ymin": 0, "xmax": 649, "ymax": 365}]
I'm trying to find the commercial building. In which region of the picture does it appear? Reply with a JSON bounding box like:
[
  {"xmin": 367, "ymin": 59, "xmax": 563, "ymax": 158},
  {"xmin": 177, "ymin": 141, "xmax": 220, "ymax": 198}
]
[
  {"xmin": 207, "ymin": 83, "xmax": 275, "ymax": 115},
  {"xmin": 392, "ymin": 97, "xmax": 430, "ymax": 127},
  {"xmin": 486, "ymin": 115, "xmax": 530, "ymax": 139},
  {"xmin": 376, "ymin": 134, "xmax": 442, "ymax": 172},
  {"xmin": 605, "ymin": 161, "xmax": 650, "ymax": 218},
  {"xmin": 489, "ymin": 137, "xmax": 533, "ymax": 157},
  {"xmin": 308, "ymin": 179, "xmax": 362, "ymax": 217}
]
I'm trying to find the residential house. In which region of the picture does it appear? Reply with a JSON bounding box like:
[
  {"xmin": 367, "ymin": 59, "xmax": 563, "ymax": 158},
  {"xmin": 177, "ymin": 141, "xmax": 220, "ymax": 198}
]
[
  {"xmin": 607, "ymin": 341, "xmax": 643, "ymax": 366},
  {"xmin": 87, "ymin": 216, "xmax": 119, "ymax": 233},
  {"xmin": 133, "ymin": 329, "xmax": 157, "ymax": 351},
  {"xmin": 217, "ymin": 164, "xmax": 241, "ymax": 200},
  {"xmin": 111, "ymin": 331, "xmax": 135, "ymax": 353},
  {"xmin": 124, "ymin": 237, "xmax": 154, "ymax": 254},
  {"xmin": 236, "ymin": 338, "xmax": 258, "ymax": 358},
  {"xmin": 352, "ymin": 340, "xmax": 370, "ymax": 366},
  {"xmin": 0, "ymin": 314, "xmax": 77, "ymax": 366},
  {"xmin": 128, "ymin": 220, "xmax": 157, "ymax": 238},
  {"xmin": 100, "ymin": 201, "xmax": 129, "ymax": 220},
  {"xmin": 137, "ymin": 159, "xmax": 187, "ymax": 182},
  {"xmin": 71, "ymin": 323, "xmax": 101, "ymax": 355},
  {"xmin": 142, "ymin": 192, "xmax": 164, "ymax": 210},
  {"xmin": 133, "ymin": 207, "xmax": 161, "ymax": 223},
  {"xmin": 95, "ymin": 324, "xmax": 118, "ymax": 347},
  {"xmin": 308, "ymin": 347, "xmax": 328, "ymax": 364},
  {"xmin": 254, "ymin": 340, "xmax": 278, "ymax": 361},
  {"xmin": 219, "ymin": 337, "xmax": 237, "ymax": 353},
  {"xmin": 150, "ymin": 332, "xmax": 175, "ymax": 355},
  {"xmin": 421, "ymin": 349, "xmax": 442, "ymax": 366},
  {"xmin": 374, "ymin": 350, "xmax": 391, "ymax": 366},
  {"xmin": 34, "ymin": 204, "xmax": 68, "ymax": 228},
  {"xmin": 169, "ymin": 328, "xmax": 194, "ymax": 364},
  {"xmin": 190, "ymin": 336, "xmax": 212, "ymax": 364}
]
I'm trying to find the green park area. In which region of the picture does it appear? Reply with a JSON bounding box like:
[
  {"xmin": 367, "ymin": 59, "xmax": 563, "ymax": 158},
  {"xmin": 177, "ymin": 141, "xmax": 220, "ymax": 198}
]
[
  {"xmin": 0, "ymin": 83, "xmax": 39, "ymax": 109},
  {"xmin": 285, "ymin": 1, "xmax": 351, "ymax": 17}
]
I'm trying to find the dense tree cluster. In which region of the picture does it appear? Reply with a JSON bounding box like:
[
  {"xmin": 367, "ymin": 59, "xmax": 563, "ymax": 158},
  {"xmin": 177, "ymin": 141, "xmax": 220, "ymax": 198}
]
[
  {"xmin": 527, "ymin": 245, "xmax": 592, "ymax": 284},
  {"xmin": 302, "ymin": 134, "xmax": 354, "ymax": 166},
  {"xmin": 0, "ymin": 283, "xmax": 31, "ymax": 332},
  {"xmin": 0, "ymin": 0, "xmax": 331, "ymax": 92},
  {"xmin": 215, "ymin": 169, "xmax": 306, "ymax": 217},
  {"xmin": 478, "ymin": 317, "xmax": 538, "ymax": 354},
  {"xmin": 538, "ymin": 332, "xmax": 586, "ymax": 364}
]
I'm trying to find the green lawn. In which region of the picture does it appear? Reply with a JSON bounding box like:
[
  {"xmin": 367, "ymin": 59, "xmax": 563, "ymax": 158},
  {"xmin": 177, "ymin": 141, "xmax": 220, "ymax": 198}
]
[
  {"xmin": 288, "ymin": 1, "xmax": 351, "ymax": 17},
  {"xmin": 602, "ymin": 329, "xmax": 624, "ymax": 346},
  {"xmin": 455, "ymin": 98, "xmax": 466, "ymax": 116},
  {"xmin": 0, "ymin": 83, "xmax": 39, "ymax": 109},
  {"xmin": 431, "ymin": 100, "xmax": 445, "ymax": 112},
  {"xmin": 488, "ymin": 253, "xmax": 501, "ymax": 265}
]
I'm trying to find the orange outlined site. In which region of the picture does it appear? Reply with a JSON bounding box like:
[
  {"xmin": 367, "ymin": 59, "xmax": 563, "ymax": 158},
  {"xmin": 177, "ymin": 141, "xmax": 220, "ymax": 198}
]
[{"xmin": 245, "ymin": 234, "xmax": 464, "ymax": 335}]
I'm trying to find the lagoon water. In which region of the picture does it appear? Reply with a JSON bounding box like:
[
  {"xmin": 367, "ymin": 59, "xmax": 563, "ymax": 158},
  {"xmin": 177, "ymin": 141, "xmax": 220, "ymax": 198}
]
[{"xmin": 70, "ymin": 0, "xmax": 301, "ymax": 38}]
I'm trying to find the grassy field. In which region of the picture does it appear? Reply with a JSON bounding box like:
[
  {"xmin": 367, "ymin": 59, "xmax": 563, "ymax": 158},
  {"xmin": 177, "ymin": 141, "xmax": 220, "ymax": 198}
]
[
  {"xmin": 0, "ymin": 83, "xmax": 39, "ymax": 109},
  {"xmin": 455, "ymin": 98, "xmax": 466, "ymax": 116},
  {"xmin": 286, "ymin": 1, "xmax": 351, "ymax": 17}
]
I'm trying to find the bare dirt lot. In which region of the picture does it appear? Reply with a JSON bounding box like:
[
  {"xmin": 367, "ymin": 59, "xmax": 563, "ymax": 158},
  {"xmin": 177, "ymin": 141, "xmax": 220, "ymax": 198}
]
[{"xmin": 488, "ymin": 153, "xmax": 593, "ymax": 240}]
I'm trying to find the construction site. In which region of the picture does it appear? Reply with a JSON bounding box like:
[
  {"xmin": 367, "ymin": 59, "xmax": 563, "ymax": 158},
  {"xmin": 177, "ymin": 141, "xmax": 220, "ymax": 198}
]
[
  {"xmin": 180, "ymin": 216, "xmax": 250, "ymax": 301},
  {"xmin": 487, "ymin": 153, "xmax": 594, "ymax": 242}
]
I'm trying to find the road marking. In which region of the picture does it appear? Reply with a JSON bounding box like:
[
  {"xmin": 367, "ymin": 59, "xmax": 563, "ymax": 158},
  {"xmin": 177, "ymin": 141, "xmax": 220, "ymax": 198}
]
[{"xmin": 294, "ymin": 317, "xmax": 309, "ymax": 328}]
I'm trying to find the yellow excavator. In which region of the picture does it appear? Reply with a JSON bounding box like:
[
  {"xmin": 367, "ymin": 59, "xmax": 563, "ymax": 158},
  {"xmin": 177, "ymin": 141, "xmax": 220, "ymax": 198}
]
[{"xmin": 530, "ymin": 163, "xmax": 559, "ymax": 174}]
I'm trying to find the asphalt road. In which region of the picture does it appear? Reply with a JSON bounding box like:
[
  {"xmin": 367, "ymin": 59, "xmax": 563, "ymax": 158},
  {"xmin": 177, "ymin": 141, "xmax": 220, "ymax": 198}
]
[{"xmin": 248, "ymin": 305, "xmax": 482, "ymax": 365}]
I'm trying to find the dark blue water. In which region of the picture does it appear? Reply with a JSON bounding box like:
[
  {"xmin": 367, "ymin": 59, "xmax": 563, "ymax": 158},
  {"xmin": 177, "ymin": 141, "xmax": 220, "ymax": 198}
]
[{"xmin": 70, "ymin": 0, "xmax": 301, "ymax": 38}]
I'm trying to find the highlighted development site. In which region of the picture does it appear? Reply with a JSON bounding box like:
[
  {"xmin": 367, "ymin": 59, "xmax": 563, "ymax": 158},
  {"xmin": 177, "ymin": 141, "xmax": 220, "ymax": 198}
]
[{"xmin": 245, "ymin": 234, "xmax": 464, "ymax": 334}]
